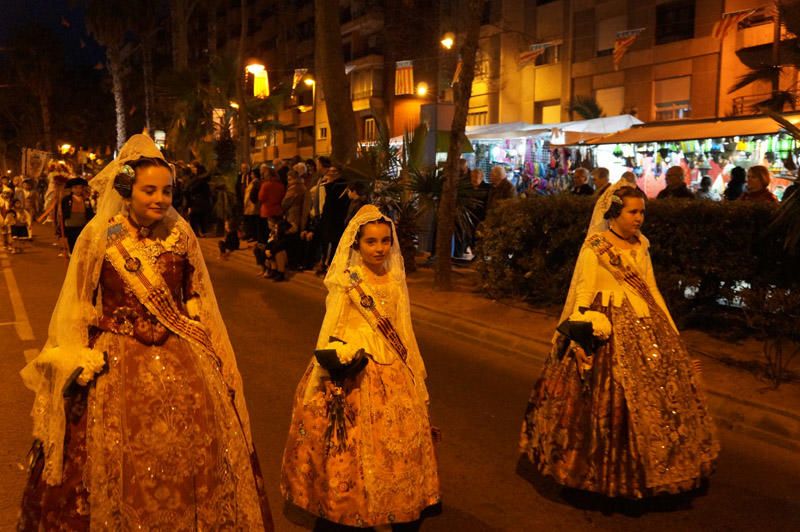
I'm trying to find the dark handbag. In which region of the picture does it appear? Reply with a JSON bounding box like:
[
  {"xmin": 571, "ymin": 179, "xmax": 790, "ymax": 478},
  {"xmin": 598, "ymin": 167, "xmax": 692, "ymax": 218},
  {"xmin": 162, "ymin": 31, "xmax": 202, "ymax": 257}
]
[
  {"xmin": 555, "ymin": 320, "xmax": 600, "ymax": 358},
  {"xmin": 314, "ymin": 336, "xmax": 368, "ymax": 383}
]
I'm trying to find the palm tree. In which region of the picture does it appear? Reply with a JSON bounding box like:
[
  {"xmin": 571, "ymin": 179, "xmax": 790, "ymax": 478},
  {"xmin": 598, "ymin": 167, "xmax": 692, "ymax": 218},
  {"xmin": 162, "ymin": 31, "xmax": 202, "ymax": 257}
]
[
  {"xmin": 10, "ymin": 24, "xmax": 61, "ymax": 152},
  {"xmin": 434, "ymin": 0, "xmax": 485, "ymax": 290},
  {"xmin": 130, "ymin": 0, "xmax": 162, "ymax": 132},
  {"xmin": 84, "ymin": 0, "xmax": 136, "ymax": 150},
  {"xmin": 315, "ymin": 0, "xmax": 358, "ymax": 165},
  {"xmin": 570, "ymin": 95, "xmax": 605, "ymax": 120}
]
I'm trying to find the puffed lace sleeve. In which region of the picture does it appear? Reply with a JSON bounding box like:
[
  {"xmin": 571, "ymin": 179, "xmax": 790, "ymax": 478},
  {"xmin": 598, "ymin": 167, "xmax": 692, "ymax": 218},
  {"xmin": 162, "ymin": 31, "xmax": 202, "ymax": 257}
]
[{"xmin": 573, "ymin": 246, "xmax": 599, "ymax": 311}]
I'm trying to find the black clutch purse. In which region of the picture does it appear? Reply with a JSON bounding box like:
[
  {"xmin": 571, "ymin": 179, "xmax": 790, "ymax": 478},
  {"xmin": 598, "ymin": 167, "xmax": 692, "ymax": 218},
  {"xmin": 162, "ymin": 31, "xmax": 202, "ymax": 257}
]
[
  {"xmin": 555, "ymin": 320, "xmax": 603, "ymax": 359},
  {"xmin": 314, "ymin": 337, "xmax": 368, "ymax": 382}
]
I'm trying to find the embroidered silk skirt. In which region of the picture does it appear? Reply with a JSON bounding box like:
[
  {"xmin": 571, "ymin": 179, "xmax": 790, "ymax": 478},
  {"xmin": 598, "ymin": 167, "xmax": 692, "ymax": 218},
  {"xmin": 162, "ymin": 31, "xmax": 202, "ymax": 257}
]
[
  {"xmin": 281, "ymin": 359, "xmax": 440, "ymax": 527},
  {"xmin": 18, "ymin": 332, "xmax": 272, "ymax": 531},
  {"xmin": 520, "ymin": 299, "xmax": 719, "ymax": 498}
]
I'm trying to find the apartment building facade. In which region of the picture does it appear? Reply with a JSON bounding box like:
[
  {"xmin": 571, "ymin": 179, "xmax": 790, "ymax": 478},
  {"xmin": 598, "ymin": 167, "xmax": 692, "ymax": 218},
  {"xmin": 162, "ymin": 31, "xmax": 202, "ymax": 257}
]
[
  {"xmin": 212, "ymin": 0, "xmax": 796, "ymax": 162},
  {"xmin": 464, "ymin": 0, "xmax": 797, "ymax": 125}
]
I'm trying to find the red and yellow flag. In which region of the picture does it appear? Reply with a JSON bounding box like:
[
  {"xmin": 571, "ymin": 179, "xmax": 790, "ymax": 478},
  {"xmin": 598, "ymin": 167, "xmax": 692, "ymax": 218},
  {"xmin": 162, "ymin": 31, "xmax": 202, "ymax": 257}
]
[
  {"xmin": 395, "ymin": 60, "xmax": 414, "ymax": 95},
  {"xmin": 518, "ymin": 43, "xmax": 552, "ymax": 68},
  {"xmin": 712, "ymin": 9, "xmax": 756, "ymax": 40},
  {"xmin": 613, "ymin": 28, "xmax": 644, "ymax": 71}
]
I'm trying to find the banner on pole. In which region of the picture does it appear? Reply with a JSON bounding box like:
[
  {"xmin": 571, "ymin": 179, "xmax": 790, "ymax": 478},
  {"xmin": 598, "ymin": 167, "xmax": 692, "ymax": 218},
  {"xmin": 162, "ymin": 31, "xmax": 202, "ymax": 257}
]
[{"xmin": 22, "ymin": 148, "xmax": 50, "ymax": 179}]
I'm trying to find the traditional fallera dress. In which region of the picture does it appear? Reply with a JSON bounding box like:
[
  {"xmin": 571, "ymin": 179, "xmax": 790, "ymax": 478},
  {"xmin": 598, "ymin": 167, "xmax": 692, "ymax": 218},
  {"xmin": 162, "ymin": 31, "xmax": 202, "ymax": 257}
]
[
  {"xmin": 18, "ymin": 135, "xmax": 272, "ymax": 531},
  {"xmin": 281, "ymin": 206, "xmax": 440, "ymax": 527},
  {"xmin": 520, "ymin": 184, "xmax": 719, "ymax": 499}
]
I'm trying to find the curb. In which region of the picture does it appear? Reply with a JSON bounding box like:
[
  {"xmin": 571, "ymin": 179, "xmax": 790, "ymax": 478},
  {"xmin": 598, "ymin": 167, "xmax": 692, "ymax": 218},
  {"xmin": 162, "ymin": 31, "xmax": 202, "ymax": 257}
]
[{"xmin": 202, "ymin": 241, "xmax": 800, "ymax": 453}]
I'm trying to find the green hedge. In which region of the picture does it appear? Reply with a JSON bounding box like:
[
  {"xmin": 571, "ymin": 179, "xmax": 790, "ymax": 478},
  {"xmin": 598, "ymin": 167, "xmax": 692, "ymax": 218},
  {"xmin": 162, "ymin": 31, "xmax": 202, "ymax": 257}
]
[{"xmin": 475, "ymin": 195, "xmax": 800, "ymax": 331}]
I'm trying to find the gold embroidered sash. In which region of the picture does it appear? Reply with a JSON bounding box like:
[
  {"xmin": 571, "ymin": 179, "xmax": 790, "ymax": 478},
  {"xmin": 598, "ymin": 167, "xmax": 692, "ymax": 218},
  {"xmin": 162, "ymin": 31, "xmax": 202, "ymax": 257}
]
[
  {"xmin": 104, "ymin": 220, "xmax": 221, "ymax": 369},
  {"xmin": 586, "ymin": 234, "xmax": 666, "ymax": 319},
  {"xmin": 344, "ymin": 269, "xmax": 409, "ymax": 363}
]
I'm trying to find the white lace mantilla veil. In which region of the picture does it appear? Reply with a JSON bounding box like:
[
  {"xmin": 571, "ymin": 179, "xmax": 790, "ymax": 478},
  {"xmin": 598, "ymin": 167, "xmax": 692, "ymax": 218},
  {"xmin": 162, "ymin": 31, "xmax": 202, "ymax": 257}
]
[
  {"xmin": 20, "ymin": 134, "xmax": 255, "ymax": 485},
  {"xmin": 557, "ymin": 179, "xmax": 647, "ymax": 325},
  {"xmin": 313, "ymin": 204, "xmax": 427, "ymax": 399}
]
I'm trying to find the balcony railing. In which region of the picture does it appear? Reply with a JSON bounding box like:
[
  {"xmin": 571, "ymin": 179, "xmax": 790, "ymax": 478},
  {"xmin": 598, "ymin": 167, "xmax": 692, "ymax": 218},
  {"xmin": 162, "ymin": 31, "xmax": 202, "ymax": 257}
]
[{"xmin": 732, "ymin": 89, "xmax": 799, "ymax": 116}]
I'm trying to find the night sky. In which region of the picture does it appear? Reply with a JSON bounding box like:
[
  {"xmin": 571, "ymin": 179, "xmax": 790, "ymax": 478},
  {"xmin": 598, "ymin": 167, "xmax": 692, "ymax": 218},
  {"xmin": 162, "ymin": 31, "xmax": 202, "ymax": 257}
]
[{"xmin": 0, "ymin": 0, "xmax": 103, "ymax": 69}]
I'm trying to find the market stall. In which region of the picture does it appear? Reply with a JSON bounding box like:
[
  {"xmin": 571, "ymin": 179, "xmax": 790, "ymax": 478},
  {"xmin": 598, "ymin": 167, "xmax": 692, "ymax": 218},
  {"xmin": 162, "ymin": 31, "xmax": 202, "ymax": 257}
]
[{"xmin": 584, "ymin": 113, "xmax": 800, "ymax": 199}]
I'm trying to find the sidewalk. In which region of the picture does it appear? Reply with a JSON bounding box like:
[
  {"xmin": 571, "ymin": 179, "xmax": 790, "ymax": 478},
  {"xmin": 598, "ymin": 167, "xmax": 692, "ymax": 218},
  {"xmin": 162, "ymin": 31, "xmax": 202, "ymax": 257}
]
[{"xmin": 201, "ymin": 239, "xmax": 800, "ymax": 453}]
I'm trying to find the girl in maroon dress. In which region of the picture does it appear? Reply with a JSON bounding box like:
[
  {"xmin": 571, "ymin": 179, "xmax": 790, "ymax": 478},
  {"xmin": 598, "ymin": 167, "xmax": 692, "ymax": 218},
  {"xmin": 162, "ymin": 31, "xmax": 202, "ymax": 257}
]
[{"xmin": 19, "ymin": 135, "xmax": 272, "ymax": 530}]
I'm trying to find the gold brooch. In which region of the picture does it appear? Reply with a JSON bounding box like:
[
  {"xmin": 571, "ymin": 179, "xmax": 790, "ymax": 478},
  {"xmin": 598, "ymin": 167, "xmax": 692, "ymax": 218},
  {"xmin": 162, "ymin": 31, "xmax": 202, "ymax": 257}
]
[{"xmin": 124, "ymin": 256, "xmax": 142, "ymax": 272}]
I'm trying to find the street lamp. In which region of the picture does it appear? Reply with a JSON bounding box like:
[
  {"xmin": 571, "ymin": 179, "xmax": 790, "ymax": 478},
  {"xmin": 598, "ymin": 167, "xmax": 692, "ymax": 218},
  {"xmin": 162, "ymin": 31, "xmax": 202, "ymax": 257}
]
[
  {"xmin": 302, "ymin": 76, "xmax": 317, "ymax": 158},
  {"xmin": 245, "ymin": 62, "xmax": 265, "ymax": 75},
  {"xmin": 440, "ymin": 32, "xmax": 455, "ymax": 50},
  {"xmin": 416, "ymin": 82, "xmax": 429, "ymax": 97},
  {"xmin": 59, "ymin": 143, "xmax": 72, "ymax": 155},
  {"xmin": 229, "ymin": 101, "xmax": 240, "ymax": 109}
]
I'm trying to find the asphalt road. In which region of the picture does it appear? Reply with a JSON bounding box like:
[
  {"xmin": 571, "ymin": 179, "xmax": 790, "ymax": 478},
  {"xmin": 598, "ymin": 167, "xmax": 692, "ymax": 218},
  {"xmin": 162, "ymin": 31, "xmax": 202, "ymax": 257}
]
[{"xmin": 1, "ymin": 236, "xmax": 799, "ymax": 531}]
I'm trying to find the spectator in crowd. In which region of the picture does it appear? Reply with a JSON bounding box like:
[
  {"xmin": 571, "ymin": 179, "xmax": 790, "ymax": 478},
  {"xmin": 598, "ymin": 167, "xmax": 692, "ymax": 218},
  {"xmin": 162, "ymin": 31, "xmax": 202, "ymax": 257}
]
[
  {"xmin": 304, "ymin": 159, "xmax": 317, "ymax": 187},
  {"xmin": 344, "ymin": 181, "xmax": 369, "ymax": 226},
  {"xmin": 696, "ymin": 175, "xmax": 721, "ymax": 201},
  {"xmin": 570, "ymin": 168, "xmax": 594, "ymax": 195},
  {"xmin": 242, "ymin": 165, "xmax": 261, "ymax": 241},
  {"xmin": 657, "ymin": 166, "xmax": 695, "ymax": 199},
  {"xmin": 723, "ymin": 166, "xmax": 746, "ymax": 201},
  {"xmin": 257, "ymin": 165, "xmax": 285, "ymax": 245},
  {"xmin": 282, "ymin": 169, "xmax": 308, "ymax": 268},
  {"xmin": 300, "ymin": 165, "xmax": 328, "ymax": 270},
  {"xmin": 292, "ymin": 161, "xmax": 309, "ymax": 189},
  {"xmin": 487, "ymin": 165, "xmax": 516, "ymax": 213},
  {"xmin": 317, "ymin": 165, "xmax": 350, "ymax": 275},
  {"xmin": 740, "ymin": 165, "xmax": 778, "ymax": 204},
  {"xmin": 61, "ymin": 177, "xmax": 95, "ymax": 253},
  {"xmin": 186, "ymin": 163, "xmax": 212, "ymax": 236},
  {"xmin": 264, "ymin": 216, "xmax": 290, "ymax": 281},
  {"xmin": 591, "ymin": 167, "xmax": 610, "ymax": 196},
  {"xmin": 620, "ymin": 171, "xmax": 637, "ymax": 185},
  {"xmin": 218, "ymin": 218, "xmax": 240, "ymax": 260},
  {"xmin": 235, "ymin": 162, "xmax": 250, "ymax": 212},
  {"xmin": 466, "ymin": 168, "xmax": 491, "ymax": 258},
  {"xmin": 277, "ymin": 164, "xmax": 290, "ymax": 188},
  {"xmin": 8, "ymin": 198, "xmax": 31, "ymax": 252}
]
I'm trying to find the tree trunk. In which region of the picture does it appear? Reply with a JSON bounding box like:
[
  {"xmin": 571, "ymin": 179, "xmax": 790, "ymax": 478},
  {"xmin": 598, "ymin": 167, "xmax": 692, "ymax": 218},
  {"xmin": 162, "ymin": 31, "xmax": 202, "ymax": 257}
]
[
  {"xmin": 236, "ymin": 0, "xmax": 250, "ymax": 164},
  {"xmin": 107, "ymin": 46, "xmax": 128, "ymax": 150},
  {"xmin": 171, "ymin": 0, "xmax": 190, "ymax": 71},
  {"xmin": 434, "ymin": 0, "xmax": 483, "ymax": 290},
  {"xmin": 142, "ymin": 37, "xmax": 155, "ymax": 132},
  {"xmin": 39, "ymin": 91, "xmax": 53, "ymax": 154},
  {"xmin": 207, "ymin": 0, "xmax": 218, "ymax": 58},
  {"xmin": 315, "ymin": 0, "xmax": 358, "ymax": 165}
]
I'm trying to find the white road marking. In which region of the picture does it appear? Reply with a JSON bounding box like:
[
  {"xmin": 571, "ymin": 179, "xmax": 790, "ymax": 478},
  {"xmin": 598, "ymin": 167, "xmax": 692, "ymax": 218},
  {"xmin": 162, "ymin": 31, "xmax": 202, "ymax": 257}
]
[{"xmin": 0, "ymin": 250, "xmax": 36, "ymax": 341}]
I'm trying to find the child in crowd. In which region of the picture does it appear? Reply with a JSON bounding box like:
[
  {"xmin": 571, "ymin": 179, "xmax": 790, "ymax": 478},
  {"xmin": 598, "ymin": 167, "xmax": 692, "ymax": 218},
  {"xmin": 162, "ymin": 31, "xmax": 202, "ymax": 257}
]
[
  {"xmin": 218, "ymin": 218, "xmax": 241, "ymax": 260},
  {"xmin": 8, "ymin": 199, "xmax": 31, "ymax": 252},
  {"xmin": 264, "ymin": 216, "xmax": 290, "ymax": 282}
]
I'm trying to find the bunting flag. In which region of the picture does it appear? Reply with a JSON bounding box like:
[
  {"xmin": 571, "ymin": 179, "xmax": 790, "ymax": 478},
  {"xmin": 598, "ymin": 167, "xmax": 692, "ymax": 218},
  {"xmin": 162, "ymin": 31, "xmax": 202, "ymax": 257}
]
[
  {"xmin": 395, "ymin": 60, "xmax": 414, "ymax": 95},
  {"xmin": 712, "ymin": 9, "xmax": 756, "ymax": 40},
  {"xmin": 60, "ymin": 16, "xmax": 70, "ymax": 28},
  {"xmin": 451, "ymin": 59, "xmax": 462, "ymax": 86},
  {"xmin": 292, "ymin": 68, "xmax": 308, "ymax": 91},
  {"xmin": 518, "ymin": 42, "xmax": 552, "ymax": 68},
  {"xmin": 93, "ymin": 62, "xmax": 104, "ymax": 70},
  {"xmin": 613, "ymin": 28, "xmax": 645, "ymax": 71}
]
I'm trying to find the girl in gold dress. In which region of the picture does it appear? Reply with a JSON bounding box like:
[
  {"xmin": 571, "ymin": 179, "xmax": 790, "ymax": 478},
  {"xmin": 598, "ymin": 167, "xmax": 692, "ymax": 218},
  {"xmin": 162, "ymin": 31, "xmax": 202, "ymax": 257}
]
[
  {"xmin": 281, "ymin": 204, "xmax": 440, "ymax": 528},
  {"xmin": 520, "ymin": 182, "xmax": 719, "ymax": 498},
  {"xmin": 18, "ymin": 135, "xmax": 272, "ymax": 530}
]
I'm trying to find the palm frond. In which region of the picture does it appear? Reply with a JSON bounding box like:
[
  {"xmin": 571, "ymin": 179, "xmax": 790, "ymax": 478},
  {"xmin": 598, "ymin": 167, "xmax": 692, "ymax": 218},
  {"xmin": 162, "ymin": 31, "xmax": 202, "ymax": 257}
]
[
  {"xmin": 728, "ymin": 66, "xmax": 782, "ymax": 94},
  {"xmin": 569, "ymin": 95, "xmax": 604, "ymax": 120},
  {"xmin": 779, "ymin": 0, "xmax": 800, "ymax": 39}
]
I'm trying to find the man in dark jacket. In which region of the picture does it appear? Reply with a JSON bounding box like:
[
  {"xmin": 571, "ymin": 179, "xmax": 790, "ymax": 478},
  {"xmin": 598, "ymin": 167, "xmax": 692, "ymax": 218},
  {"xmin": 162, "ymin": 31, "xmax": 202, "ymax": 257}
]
[
  {"xmin": 570, "ymin": 168, "xmax": 594, "ymax": 195},
  {"xmin": 657, "ymin": 166, "xmax": 695, "ymax": 199},
  {"xmin": 487, "ymin": 165, "xmax": 517, "ymax": 213},
  {"xmin": 318, "ymin": 165, "xmax": 350, "ymax": 274}
]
